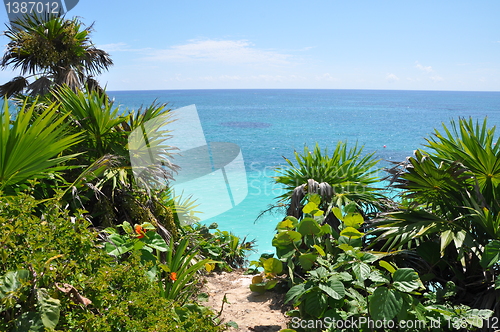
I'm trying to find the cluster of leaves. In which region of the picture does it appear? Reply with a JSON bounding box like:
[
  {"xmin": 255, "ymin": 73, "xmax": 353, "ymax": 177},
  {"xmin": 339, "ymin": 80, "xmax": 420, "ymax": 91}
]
[
  {"xmin": 274, "ymin": 142, "xmax": 384, "ymax": 215},
  {"xmin": 183, "ymin": 222, "xmax": 256, "ymax": 272},
  {"xmin": 272, "ymin": 197, "xmax": 493, "ymax": 332},
  {"xmin": 370, "ymin": 117, "xmax": 500, "ymax": 315},
  {"xmin": 0, "ymin": 190, "xmax": 226, "ymax": 331},
  {"xmin": 104, "ymin": 222, "xmax": 215, "ymax": 304},
  {"xmin": 270, "ymin": 118, "xmax": 500, "ymax": 331}
]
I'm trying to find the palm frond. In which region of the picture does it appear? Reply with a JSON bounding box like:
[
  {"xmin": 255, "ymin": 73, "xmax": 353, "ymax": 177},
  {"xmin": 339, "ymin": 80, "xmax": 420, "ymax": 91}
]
[
  {"xmin": 27, "ymin": 76, "xmax": 52, "ymax": 96},
  {"xmin": 0, "ymin": 98, "xmax": 82, "ymax": 191},
  {"xmin": 275, "ymin": 142, "xmax": 383, "ymax": 214},
  {"xmin": 0, "ymin": 76, "xmax": 29, "ymax": 97}
]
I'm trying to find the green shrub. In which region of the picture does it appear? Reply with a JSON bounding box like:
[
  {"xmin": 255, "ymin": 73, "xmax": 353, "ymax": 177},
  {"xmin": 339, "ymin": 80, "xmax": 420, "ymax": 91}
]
[
  {"xmin": 267, "ymin": 195, "xmax": 493, "ymax": 332},
  {"xmin": 183, "ymin": 222, "xmax": 255, "ymax": 272},
  {"xmin": 0, "ymin": 190, "xmax": 226, "ymax": 332}
]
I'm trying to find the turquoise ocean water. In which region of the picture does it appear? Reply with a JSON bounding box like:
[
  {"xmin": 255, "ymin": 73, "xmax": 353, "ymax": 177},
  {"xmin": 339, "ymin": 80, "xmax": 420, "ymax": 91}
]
[{"xmin": 108, "ymin": 89, "xmax": 500, "ymax": 261}]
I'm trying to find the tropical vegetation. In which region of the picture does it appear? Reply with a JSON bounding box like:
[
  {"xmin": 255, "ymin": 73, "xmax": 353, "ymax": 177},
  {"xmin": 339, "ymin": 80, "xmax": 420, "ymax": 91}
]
[
  {"xmin": 1, "ymin": 12, "xmax": 499, "ymax": 332},
  {"xmin": 0, "ymin": 14, "xmax": 251, "ymax": 331},
  {"xmin": 262, "ymin": 118, "xmax": 500, "ymax": 331}
]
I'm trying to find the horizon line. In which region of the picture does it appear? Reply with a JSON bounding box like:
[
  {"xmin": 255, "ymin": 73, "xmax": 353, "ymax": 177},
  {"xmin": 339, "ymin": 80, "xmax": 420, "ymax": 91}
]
[{"xmin": 107, "ymin": 87, "xmax": 500, "ymax": 93}]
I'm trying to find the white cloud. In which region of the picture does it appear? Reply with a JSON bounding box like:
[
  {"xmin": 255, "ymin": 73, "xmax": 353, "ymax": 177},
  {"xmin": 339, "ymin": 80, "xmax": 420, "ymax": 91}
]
[
  {"xmin": 316, "ymin": 73, "xmax": 338, "ymax": 81},
  {"xmin": 386, "ymin": 73, "xmax": 400, "ymax": 82},
  {"xmin": 96, "ymin": 42, "xmax": 152, "ymax": 53},
  {"xmin": 415, "ymin": 61, "xmax": 433, "ymax": 73},
  {"xmin": 430, "ymin": 75, "xmax": 444, "ymax": 82},
  {"xmin": 141, "ymin": 39, "xmax": 294, "ymax": 66}
]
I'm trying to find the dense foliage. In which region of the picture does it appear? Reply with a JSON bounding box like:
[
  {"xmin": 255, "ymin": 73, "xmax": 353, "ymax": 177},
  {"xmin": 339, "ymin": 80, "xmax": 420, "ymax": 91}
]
[
  {"xmin": 263, "ymin": 118, "xmax": 500, "ymax": 332},
  {"xmin": 0, "ymin": 190, "xmax": 226, "ymax": 331},
  {"xmin": 0, "ymin": 14, "xmax": 252, "ymax": 332}
]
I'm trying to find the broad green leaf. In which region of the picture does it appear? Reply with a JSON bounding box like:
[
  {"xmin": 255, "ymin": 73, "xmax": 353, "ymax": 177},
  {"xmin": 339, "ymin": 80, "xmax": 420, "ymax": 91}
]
[
  {"xmin": 302, "ymin": 202, "xmax": 319, "ymax": 214},
  {"xmin": 0, "ymin": 270, "xmax": 29, "ymax": 299},
  {"xmin": 320, "ymin": 223, "xmax": 333, "ymax": 236},
  {"xmin": 343, "ymin": 213, "xmax": 364, "ymax": 228},
  {"xmin": 397, "ymin": 293, "xmax": 413, "ymax": 321},
  {"xmin": 297, "ymin": 218, "xmax": 322, "ymax": 236},
  {"xmin": 338, "ymin": 235, "xmax": 362, "ymax": 248},
  {"xmin": 413, "ymin": 300, "xmax": 428, "ymax": 322},
  {"xmin": 332, "ymin": 207, "xmax": 343, "ymax": 221},
  {"xmin": 263, "ymin": 258, "xmax": 283, "ymax": 275},
  {"xmin": 37, "ymin": 289, "xmax": 60, "ymax": 329},
  {"xmin": 369, "ymin": 287, "xmax": 403, "ymax": 321},
  {"xmin": 272, "ymin": 231, "xmax": 301, "ymax": 248},
  {"xmin": 369, "ymin": 270, "xmax": 389, "ymax": 284},
  {"xmin": 358, "ymin": 252, "xmax": 378, "ymax": 263},
  {"xmin": 480, "ymin": 240, "xmax": 500, "ymax": 269},
  {"xmin": 338, "ymin": 243, "xmax": 354, "ymax": 252},
  {"xmin": 465, "ymin": 316, "xmax": 483, "ymax": 328},
  {"xmin": 496, "ymin": 278, "xmax": 500, "ymax": 290},
  {"xmin": 379, "ymin": 260, "xmax": 396, "ymax": 274},
  {"xmin": 249, "ymin": 283, "xmax": 266, "ymax": 293},
  {"xmin": 393, "ymin": 268, "xmax": 421, "ymax": 293},
  {"xmin": 352, "ymin": 262, "xmax": 371, "ymax": 281},
  {"xmin": 133, "ymin": 240, "xmax": 146, "ymax": 251},
  {"xmin": 141, "ymin": 222, "xmax": 156, "ymax": 230},
  {"xmin": 467, "ymin": 309, "xmax": 493, "ymax": 323},
  {"xmin": 313, "ymin": 245, "xmax": 325, "ymax": 256},
  {"xmin": 105, "ymin": 235, "xmax": 134, "ymax": 256},
  {"xmin": 340, "ymin": 226, "xmax": 364, "ymax": 239},
  {"xmin": 337, "ymin": 272, "xmax": 353, "ymax": 282},
  {"xmin": 299, "ymin": 253, "xmax": 318, "ymax": 271},
  {"xmin": 284, "ymin": 283, "xmax": 307, "ymax": 304},
  {"xmin": 309, "ymin": 194, "xmax": 321, "ymax": 205},
  {"xmin": 159, "ymin": 264, "xmax": 171, "ymax": 273},
  {"xmin": 103, "ymin": 227, "xmax": 118, "ymax": 235},
  {"xmin": 265, "ymin": 280, "xmax": 278, "ymax": 290},
  {"xmin": 319, "ymin": 280, "xmax": 345, "ymax": 300},
  {"xmin": 313, "ymin": 210, "xmax": 324, "ymax": 217},
  {"xmin": 304, "ymin": 291, "xmax": 327, "ymax": 317},
  {"xmin": 277, "ymin": 219, "xmax": 295, "ymax": 231},
  {"xmin": 309, "ymin": 267, "xmax": 328, "ymax": 279},
  {"xmin": 143, "ymin": 232, "xmax": 169, "ymax": 252}
]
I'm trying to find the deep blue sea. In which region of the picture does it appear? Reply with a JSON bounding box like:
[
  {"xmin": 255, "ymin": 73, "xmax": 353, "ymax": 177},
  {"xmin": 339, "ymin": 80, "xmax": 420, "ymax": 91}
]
[{"xmin": 108, "ymin": 89, "xmax": 500, "ymax": 261}]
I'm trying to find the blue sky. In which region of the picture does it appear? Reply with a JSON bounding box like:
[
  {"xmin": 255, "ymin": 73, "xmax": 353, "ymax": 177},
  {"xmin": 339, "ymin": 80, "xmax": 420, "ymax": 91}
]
[{"xmin": 0, "ymin": 1, "xmax": 499, "ymax": 91}]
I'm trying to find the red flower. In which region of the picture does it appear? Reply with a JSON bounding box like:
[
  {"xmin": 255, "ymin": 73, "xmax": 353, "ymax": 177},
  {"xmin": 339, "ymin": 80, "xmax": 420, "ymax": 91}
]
[
  {"xmin": 170, "ymin": 272, "xmax": 177, "ymax": 282},
  {"xmin": 135, "ymin": 225, "xmax": 145, "ymax": 239}
]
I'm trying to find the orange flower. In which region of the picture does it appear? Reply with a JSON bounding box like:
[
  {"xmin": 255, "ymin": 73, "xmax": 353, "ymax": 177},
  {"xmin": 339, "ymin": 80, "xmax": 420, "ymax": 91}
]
[
  {"xmin": 170, "ymin": 272, "xmax": 177, "ymax": 282},
  {"xmin": 135, "ymin": 224, "xmax": 145, "ymax": 239}
]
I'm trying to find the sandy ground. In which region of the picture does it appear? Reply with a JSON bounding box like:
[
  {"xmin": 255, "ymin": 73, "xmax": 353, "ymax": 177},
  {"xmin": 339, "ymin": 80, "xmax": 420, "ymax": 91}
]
[{"xmin": 202, "ymin": 270, "xmax": 291, "ymax": 332}]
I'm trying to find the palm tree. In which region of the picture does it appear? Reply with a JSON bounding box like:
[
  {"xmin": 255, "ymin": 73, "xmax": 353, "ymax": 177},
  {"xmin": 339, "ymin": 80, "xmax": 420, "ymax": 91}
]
[
  {"xmin": 0, "ymin": 14, "xmax": 112, "ymax": 97},
  {"xmin": 274, "ymin": 142, "xmax": 386, "ymax": 216},
  {"xmin": 368, "ymin": 117, "xmax": 500, "ymax": 326}
]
